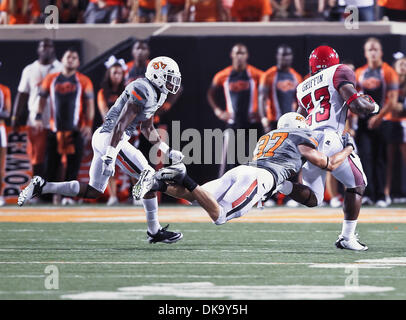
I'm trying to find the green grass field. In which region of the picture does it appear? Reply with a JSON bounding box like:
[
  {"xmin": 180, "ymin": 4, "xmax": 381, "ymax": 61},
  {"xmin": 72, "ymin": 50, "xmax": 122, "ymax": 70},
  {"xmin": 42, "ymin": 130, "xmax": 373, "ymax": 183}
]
[{"xmin": 0, "ymin": 221, "xmax": 405, "ymax": 300}]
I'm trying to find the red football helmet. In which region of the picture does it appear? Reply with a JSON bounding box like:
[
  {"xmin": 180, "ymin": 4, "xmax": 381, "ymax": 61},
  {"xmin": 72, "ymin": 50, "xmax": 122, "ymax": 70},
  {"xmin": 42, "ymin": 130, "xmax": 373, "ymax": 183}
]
[{"xmin": 309, "ymin": 46, "xmax": 340, "ymax": 74}]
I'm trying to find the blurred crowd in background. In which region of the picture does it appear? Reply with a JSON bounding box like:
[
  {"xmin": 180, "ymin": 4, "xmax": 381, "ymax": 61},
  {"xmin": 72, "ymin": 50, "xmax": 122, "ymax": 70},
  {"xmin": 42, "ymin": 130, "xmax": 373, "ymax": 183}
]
[{"xmin": 0, "ymin": 0, "xmax": 405, "ymax": 25}]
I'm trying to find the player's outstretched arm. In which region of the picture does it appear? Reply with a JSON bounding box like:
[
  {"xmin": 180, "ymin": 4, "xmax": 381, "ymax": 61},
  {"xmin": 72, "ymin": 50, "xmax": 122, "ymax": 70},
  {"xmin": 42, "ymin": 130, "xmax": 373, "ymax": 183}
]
[
  {"xmin": 298, "ymin": 143, "xmax": 354, "ymax": 171},
  {"xmin": 339, "ymin": 83, "xmax": 377, "ymax": 116},
  {"xmin": 140, "ymin": 117, "xmax": 185, "ymax": 164}
]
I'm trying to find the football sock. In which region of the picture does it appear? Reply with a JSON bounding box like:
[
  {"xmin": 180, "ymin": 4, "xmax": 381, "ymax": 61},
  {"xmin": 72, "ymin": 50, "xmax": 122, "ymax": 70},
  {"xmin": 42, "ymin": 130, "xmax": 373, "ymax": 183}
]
[
  {"xmin": 341, "ymin": 220, "xmax": 357, "ymax": 240},
  {"xmin": 143, "ymin": 196, "xmax": 161, "ymax": 235},
  {"xmin": 42, "ymin": 181, "xmax": 80, "ymax": 197}
]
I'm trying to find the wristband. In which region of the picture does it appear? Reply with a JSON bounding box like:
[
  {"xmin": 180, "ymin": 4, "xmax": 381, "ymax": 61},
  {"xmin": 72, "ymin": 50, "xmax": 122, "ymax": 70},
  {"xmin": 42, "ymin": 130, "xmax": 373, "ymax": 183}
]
[
  {"xmin": 105, "ymin": 146, "xmax": 119, "ymax": 159},
  {"xmin": 158, "ymin": 141, "xmax": 170, "ymax": 154},
  {"xmin": 323, "ymin": 156, "xmax": 330, "ymax": 170},
  {"xmin": 346, "ymin": 93, "xmax": 361, "ymax": 106},
  {"xmin": 372, "ymin": 102, "xmax": 380, "ymax": 114}
]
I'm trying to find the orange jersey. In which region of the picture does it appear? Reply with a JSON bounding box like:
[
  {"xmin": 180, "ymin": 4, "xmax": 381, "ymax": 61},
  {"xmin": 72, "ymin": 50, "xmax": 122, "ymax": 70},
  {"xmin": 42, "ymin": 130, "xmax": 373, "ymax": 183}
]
[
  {"xmin": 231, "ymin": 0, "xmax": 272, "ymax": 21},
  {"xmin": 378, "ymin": 0, "xmax": 406, "ymax": 10},
  {"xmin": 97, "ymin": 88, "xmax": 121, "ymax": 111},
  {"xmin": 0, "ymin": 83, "xmax": 11, "ymax": 126},
  {"xmin": 260, "ymin": 66, "xmax": 302, "ymax": 121},
  {"xmin": 40, "ymin": 72, "xmax": 94, "ymax": 132},
  {"xmin": 194, "ymin": 0, "xmax": 219, "ymax": 22},
  {"xmin": 0, "ymin": 0, "xmax": 40, "ymax": 24},
  {"xmin": 212, "ymin": 64, "xmax": 263, "ymax": 125},
  {"xmin": 355, "ymin": 62, "xmax": 400, "ymax": 121},
  {"xmin": 139, "ymin": 0, "xmax": 167, "ymax": 9}
]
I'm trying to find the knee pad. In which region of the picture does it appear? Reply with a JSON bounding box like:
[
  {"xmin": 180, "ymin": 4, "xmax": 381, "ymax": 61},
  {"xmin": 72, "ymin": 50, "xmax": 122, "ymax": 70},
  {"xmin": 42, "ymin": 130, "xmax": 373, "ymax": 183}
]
[{"xmin": 346, "ymin": 186, "xmax": 365, "ymax": 197}]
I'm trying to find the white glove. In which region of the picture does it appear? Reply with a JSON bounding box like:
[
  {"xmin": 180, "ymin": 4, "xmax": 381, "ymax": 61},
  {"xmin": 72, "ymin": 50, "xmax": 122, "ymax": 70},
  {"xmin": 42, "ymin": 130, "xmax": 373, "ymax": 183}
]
[
  {"xmin": 168, "ymin": 149, "xmax": 185, "ymax": 164},
  {"xmin": 101, "ymin": 155, "xmax": 115, "ymax": 177}
]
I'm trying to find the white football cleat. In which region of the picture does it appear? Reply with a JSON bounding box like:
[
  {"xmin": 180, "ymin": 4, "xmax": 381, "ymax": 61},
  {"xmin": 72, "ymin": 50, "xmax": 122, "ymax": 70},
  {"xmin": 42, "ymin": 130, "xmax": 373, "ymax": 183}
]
[
  {"xmin": 335, "ymin": 235, "xmax": 368, "ymax": 251},
  {"xmin": 132, "ymin": 169, "xmax": 154, "ymax": 201},
  {"xmin": 18, "ymin": 176, "xmax": 46, "ymax": 206}
]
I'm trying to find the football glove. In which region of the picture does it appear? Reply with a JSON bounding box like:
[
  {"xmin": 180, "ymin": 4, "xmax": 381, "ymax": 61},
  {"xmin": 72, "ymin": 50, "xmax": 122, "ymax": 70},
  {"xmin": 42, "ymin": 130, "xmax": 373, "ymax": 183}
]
[
  {"xmin": 101, "ymin": 155, "xmax": 115, "ymax": 177},
  {"xmin": 168, "ymin": 148, "xmax": 185, "ymax": 164}
]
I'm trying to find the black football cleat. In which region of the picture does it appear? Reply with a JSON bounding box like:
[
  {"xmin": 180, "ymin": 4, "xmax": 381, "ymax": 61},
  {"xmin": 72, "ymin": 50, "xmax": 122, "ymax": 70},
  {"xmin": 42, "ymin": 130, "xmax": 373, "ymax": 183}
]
[{"xmin": 147, "ymin": 224, "xmax": 183, "ymax": 244}]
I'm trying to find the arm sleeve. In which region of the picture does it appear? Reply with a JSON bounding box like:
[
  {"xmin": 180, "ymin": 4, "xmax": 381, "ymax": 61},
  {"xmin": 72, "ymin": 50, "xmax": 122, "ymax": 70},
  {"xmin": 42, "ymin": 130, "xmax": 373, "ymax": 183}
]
[{"xmin": 333, "ymin": 64, "xmax": 356, "ymax": 91}]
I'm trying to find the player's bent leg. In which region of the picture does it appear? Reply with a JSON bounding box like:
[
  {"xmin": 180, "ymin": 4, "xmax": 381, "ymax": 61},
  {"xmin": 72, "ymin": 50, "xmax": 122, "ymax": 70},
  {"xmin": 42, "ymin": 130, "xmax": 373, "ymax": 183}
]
[
  {"xmin": 118, "ymin": 142, "xmax": 183, "ymax": 244},
  {"xmin": 217, "ymin": 166, "xmax": 275, "ymax": 224}
]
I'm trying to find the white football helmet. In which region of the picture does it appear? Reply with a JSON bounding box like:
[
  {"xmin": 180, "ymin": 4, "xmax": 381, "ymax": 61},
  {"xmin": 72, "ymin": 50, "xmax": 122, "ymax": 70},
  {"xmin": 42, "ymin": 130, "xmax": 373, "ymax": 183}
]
[
  {"xmin": 145, "ymin": 56, "xmax": 181, "ymax": 94},
  {"xmin": 277, "ymin": 112, "xmax": 308, "ymax": 129}
]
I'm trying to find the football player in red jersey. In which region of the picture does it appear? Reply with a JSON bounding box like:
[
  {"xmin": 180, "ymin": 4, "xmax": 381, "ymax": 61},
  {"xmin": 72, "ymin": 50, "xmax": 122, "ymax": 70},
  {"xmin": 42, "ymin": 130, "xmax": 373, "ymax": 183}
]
[{"xmin": 292, "ymin": 45, "xmax": 379, "ymax": 250}]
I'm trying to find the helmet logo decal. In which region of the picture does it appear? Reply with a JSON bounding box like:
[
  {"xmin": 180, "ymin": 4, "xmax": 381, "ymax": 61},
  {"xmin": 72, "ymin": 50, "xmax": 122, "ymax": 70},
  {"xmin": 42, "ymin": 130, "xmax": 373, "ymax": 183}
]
[{"xmin": 152, "ymin": 61, "xmax": 167, "ymax": 70}]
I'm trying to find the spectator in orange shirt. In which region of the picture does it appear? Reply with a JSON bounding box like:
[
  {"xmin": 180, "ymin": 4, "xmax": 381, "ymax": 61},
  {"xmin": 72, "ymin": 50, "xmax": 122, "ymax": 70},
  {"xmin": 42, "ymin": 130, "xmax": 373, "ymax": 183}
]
[
  {"xmin": 378, "ymin": 0, "xmax": 406, "ymax": 22},
  {"xmin": 0, "ymin": 80, "xmax": 11, "ymax": 206},
  {"xmin": 383, "ymin": 56, "xmax": 406, "ymax": 205},
  {"xmin": 259, "ymin": 44, "xmax": 302, "ymax": 132},
  {"xmin": 0, "ymin": 0, "xmax": 40, "ymax": 24},
  {"xmin": 97, "ymin": 57, "xmax": 126, "ymax": 205},
  {"xmin": 84, "ymin": 0, "xmax": 124, "ymax": 23},
  {"xmin": 207, "ymin": 43, "xmax": 264, "ymax": 177},
  {"xmin": 354, "ymin": 37, "xmax": 399, "ymax": 207},
  {"xmin": 231, "ymin": 0, "xmax": 272, "ymax": 22},
  {"xmin": 184, "ymin": 0, "xmax": 228, "ymax": 22},
  {"xmin": 129, "ymin": 0, "xmax": 168, "ymax": 22},
  {"xmin": 37, "ymin": 48, "xmax": 95, "ymax": 205},
  {"xmin": 258, "ymin": 44, "xmax": 301, "ymax": 207}
]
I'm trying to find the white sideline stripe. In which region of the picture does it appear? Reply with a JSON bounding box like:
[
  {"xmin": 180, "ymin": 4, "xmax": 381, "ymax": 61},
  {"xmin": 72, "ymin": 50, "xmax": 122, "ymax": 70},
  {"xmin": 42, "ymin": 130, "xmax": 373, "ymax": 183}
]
[{"xmin": 0, "ymin": 261, "xmax": 310, "ymax": 266}]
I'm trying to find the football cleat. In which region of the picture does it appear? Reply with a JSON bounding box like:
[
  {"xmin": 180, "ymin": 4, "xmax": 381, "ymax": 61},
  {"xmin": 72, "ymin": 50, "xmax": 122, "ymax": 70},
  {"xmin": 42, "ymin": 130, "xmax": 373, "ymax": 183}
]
[
  {"xmin": 147, "ymin": 224, "xmax": 183, "ymax": 244},
  {"xmin": 154, "ymin": 162, "xmax": 186, "ymax": 184},
  {"xmin": 132, "ymin": 169, "xmax": 155, "ymax": 201},
  {"xmin": 335, "ymin": 235, "xmax": 368, "ymax": 251},
  {"xmin": 18, "ymin": 176, "xmax": 46, "ymax": 206}
]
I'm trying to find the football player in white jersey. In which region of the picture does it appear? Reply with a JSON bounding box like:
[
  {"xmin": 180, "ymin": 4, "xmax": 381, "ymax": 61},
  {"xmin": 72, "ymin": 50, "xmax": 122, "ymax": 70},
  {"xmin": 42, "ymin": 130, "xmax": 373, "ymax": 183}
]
[
  {"xmin": 288, "ymin": 45, "xmax": 379, "ymax": 251},
  {"xmin": 18, "ymin": 56, "xmax": 184, "ymax": 244}
]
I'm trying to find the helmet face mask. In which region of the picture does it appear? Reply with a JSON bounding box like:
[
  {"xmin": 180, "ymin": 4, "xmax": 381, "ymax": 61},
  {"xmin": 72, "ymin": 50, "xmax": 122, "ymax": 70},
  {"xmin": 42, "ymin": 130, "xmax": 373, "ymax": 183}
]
[
  {"xmin": 277, "ymin": 112, "xmax": 308, "ymax": 130},
  {"xmin": 146, "ymin": 56, "xmax": 181, "ymax": 94}
]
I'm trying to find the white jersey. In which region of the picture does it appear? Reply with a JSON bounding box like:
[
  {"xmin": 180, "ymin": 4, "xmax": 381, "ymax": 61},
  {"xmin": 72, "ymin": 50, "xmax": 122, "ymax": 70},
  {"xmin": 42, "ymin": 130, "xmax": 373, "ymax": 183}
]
[
  {"xmin": 296, "ymin": 64, "xmax": 355, "ymax": 134},
  {"xmin": 17, "ymin": 59, "xmax": 63, "ymax": 128},
  {"xmin": 100, "ymin": 78, "xmax": 167, "ymax": 137}
]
